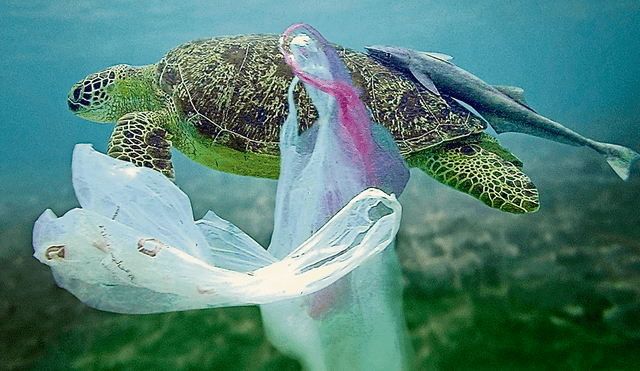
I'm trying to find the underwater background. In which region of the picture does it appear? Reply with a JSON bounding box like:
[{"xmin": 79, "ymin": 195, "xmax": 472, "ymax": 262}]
[{"xmin": 1, "ymin": 0, "xmax": 639, "ymax": 370}]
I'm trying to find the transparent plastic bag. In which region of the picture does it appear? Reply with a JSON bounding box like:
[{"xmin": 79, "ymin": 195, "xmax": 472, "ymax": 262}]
[
  {"xmin": 33, "ymin": 144, "xmax": 401, "ymax": 314},
  {"xmin": 259, "ymin": 24, "xmax": 414, "ymax": 371}
]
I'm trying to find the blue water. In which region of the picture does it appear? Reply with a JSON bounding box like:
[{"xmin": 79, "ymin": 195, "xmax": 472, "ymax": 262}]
[
  {"xmin": 1, "ymin": 1, "xmax": 639, "ymax": 198},
  {"xmin": 1, "ymin": 1, "xmax": 639, "ymax": 370}
]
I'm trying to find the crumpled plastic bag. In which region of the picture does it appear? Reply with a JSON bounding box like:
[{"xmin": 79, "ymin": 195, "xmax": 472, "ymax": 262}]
[
  {"xmin": 270, "ymin": 24, "xmax": 410, "ymax": 258},
  {"xmin": 259, "ymin": 24, "xmax": 414, "ymax": 371},
  {"xmin": 33, "ymin": 143, "xmax": 401, "ymax": 314}
]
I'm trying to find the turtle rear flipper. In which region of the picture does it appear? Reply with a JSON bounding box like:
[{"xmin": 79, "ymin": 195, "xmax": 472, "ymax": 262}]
[
  {"xmin": 407, "ymin": 134, "xmax": 540, "ymax": 214},
  {"xmin": 108, "ymin": 112, "xmax": 175, "ymax": 179}
]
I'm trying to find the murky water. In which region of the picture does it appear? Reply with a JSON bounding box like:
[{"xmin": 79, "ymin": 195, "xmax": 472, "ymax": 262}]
[{"xmin": 1, "ymin": 1, "xmax": 639, "ymax": 370}]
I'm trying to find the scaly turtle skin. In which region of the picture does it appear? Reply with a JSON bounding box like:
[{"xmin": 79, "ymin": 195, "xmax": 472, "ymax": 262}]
[{"xmin": 68, "ymin": 34, "xmax": 538, "ymax": 214}]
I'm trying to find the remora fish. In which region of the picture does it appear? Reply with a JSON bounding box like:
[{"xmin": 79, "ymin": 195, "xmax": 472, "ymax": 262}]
[{"xmin": 365, "ymin": 45, "xmax": 640, "ymax": 181}]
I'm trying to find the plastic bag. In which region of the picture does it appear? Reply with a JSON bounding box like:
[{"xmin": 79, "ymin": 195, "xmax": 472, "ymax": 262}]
[
  {"xmin": 270, "ymin": 24, "xmax": 409, "ymax": 258},
  {"xmin": 259, "ymin": 24, "xmax": 414, "ymax": 371},
  {"xmin": 33, "ymin": 144, "xmax": 401, "ymax": 314}
]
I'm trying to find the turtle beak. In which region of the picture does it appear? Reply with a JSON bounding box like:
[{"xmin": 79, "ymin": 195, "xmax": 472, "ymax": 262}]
[
  {"xmin": 68, "ymin": 99, "xmax": 80, "ymax": 112},
  {"xmin": 68, "ymin": 84, "xmax": 85, "ymax": 112}
]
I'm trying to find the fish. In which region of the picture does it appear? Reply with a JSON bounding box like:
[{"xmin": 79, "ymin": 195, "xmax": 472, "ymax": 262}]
[{"xmin": 365, "ymin": 45, "xmax": 640, "ymax": 181}]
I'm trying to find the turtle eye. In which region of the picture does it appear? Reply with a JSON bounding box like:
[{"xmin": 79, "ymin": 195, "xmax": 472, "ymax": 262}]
[{"xmin": 460, "ymin": 145, "xmax": 476, "ymax": 155}]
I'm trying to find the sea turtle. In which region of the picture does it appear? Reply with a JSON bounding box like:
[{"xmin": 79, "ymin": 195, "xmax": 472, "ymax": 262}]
[{"xmin": 67, "ymin": 34, "xmax": 539, "ymax": 214}]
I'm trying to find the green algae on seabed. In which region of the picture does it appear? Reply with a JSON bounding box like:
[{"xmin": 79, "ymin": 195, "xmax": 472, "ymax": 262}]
[{"xmin": 3, "ymin": 167, "xmax": 640, "ymax": 369}]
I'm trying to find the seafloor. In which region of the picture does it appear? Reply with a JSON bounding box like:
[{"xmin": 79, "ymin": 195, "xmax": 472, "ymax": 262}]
[{"xmin": 1, "ymin": 142, "xmax": 639, "ymax": 371}]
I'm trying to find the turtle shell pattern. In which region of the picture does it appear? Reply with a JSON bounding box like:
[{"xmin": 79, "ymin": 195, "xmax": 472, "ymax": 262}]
[{"xmin": 156, "ymin": 34, "xmax": 485, "ymax": 157}]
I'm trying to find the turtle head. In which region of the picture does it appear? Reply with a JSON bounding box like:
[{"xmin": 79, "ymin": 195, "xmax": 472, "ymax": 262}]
[{"xmin": 68, "ymin": 64, "xmax": 160, "ymax": 122}]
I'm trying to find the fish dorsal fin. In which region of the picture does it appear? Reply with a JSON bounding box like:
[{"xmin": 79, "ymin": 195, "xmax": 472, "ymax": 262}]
[
  {"xmin": 493, "ymin": 85, "xmax": 536, "ymax": 112},
  {"xmin": 409, "ymin": 65, "xmax": 440, "ymax": 95},
  {"xmin": 422, "ymin": 52, "xmax": 454, "ymax": 62}
]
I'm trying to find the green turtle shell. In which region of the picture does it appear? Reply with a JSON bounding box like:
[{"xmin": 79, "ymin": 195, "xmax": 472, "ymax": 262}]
[{"xmin": 156, "ymin": 34, "xmax": 485, "ymax": 157}]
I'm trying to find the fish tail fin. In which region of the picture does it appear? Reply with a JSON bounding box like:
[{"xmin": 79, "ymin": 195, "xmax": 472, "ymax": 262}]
[{"xmin": 600, "ymin": 143, "xmax": 640, "ymax": 181}]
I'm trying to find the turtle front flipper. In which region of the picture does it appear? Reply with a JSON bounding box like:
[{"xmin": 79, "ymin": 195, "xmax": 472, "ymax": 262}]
[
  {"xmin": 406, "ymin": 133, "xmax": 539, "ymax": 214},
  {"xmin": 108, "ymin": 112, "xmax": 175, "ymax": 179}
]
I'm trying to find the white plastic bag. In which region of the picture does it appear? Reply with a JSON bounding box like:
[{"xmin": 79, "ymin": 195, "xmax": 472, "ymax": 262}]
[
  {"xmin": 33, "ymin": 144, "xmax": 401, "ymax": 314},
  {"xmin": 259, "ymin": 24, "xmax": 414, "ymax": 371}
]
